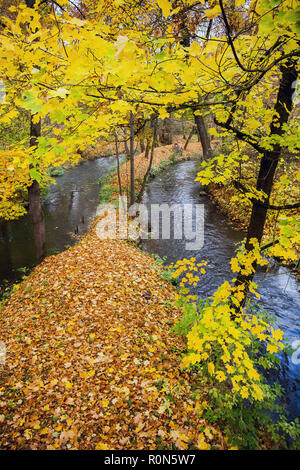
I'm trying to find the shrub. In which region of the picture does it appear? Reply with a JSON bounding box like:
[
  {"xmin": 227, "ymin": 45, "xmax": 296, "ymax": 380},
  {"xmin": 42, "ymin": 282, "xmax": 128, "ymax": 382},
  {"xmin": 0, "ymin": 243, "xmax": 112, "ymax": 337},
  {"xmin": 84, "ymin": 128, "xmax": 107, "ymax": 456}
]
[{"xmin": 170, "ymin": 255, "xmax": 300, "ymax": 449}]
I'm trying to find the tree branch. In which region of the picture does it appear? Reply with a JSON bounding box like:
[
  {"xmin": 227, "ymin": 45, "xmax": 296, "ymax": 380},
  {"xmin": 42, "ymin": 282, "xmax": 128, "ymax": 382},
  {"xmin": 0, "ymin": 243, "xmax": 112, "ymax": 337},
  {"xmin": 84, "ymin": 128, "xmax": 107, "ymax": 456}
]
[
  {"xmin": 233, "ymin": 180, "xmax": 300, "ymax": 210},
  {"xmin": 214, "ymin": 117, "xmax": 263, "ymax": 153}
]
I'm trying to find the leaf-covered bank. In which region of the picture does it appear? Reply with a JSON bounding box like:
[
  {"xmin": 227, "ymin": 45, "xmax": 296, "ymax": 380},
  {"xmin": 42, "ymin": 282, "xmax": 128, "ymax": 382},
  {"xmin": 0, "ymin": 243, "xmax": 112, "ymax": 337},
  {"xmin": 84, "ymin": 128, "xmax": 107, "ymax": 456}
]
[
  {"xmin": 99, "ymin": 138, "xmax": 202, "ymax": 204},
  {"xmin": 0, "ymin": 141, "xmax": 226, "ymax": 450},
  {"xmin": 0, "ymin": 224, "xmax": 225, "ymax": 450}
]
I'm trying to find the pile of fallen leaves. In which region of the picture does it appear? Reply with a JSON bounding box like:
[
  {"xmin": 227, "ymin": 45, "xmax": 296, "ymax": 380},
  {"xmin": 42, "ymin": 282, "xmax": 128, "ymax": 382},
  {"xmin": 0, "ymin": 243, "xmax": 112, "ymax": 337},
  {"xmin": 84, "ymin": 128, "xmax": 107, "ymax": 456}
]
[
  {"xmin": 84, "ymin": 139, "xmax": 128, "ymax": 160},
  {"xmin": 0, "ymin": 219, "xmax": 225, "ymax": 450}
]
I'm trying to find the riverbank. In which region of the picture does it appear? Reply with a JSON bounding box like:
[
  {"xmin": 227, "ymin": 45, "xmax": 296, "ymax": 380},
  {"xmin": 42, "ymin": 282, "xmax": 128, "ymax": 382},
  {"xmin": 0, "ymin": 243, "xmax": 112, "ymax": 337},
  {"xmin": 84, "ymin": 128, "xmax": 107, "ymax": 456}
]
[
  {"xmin": 0, "ymin": 140, "xmax": 228, "ymax": 450},
  {"xmin": 1, "ymin": 140, "xmax": 298, "ymax": 449},
  {"xmin": 206, "ymin": 182, "xmax": 299, "ymax": 273},
  {"xmin": 202, "ymin": 146, "xmax": 300, "ymax": 273},
  {"xmin": 0, "ymin": 226, "xmax": 226, "ymax": 450},
  {"xmin": 98, "ymin": 138, "xmax": 202, "ymax": 204}
]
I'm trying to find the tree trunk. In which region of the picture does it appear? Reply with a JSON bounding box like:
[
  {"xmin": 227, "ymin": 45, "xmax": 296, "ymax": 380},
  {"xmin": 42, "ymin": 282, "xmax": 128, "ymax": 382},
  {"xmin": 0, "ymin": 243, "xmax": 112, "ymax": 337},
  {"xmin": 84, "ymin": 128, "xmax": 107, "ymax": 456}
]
[
  {"xmin": 25, "ymin": 0, "xmax": 46, "ymax": 264},
  {"xmin": 0, "ymin": 221, "xmax": 12, "ymax": 275},
  {"xmin": 28, "ymin": 179, "xmax": 46, "ymax": 263},
  {"xmin": 194, "ymin": 114, "xmax": 212, "ymax": 160},
  {"xmin": 235, "ymin": 60, "xmax": 298, "ymax": 301},
  {"xmin": 144, "ymin": 141, "xmax": 150, "ymax": 159},
  {"xmin": 114, "ymin": 133, "xmax": 122, "ymax": 197},
  {"xmin": 129, "ymin": 111, "xmax": 135, "ymax": 206},
  {"xmin": 181, "ymin": 120, "xmax": 186, "ymax": 139},
  {"xmin": 28, "ymin": 118, "xmax": 46, "ymax": 263},
  {"xmin": 183, "ymin": 126, "xmax": 195, "ymax": 150},
  {"xmin": 124, "ymin": 137, "xmax": 129, "ymax": 155},
  {"xmin": 159, "ymin": 117, "xmax": 173, "ymax": 145},
  {"xmin": 136, "ymin": 119, "xmax": 158, "ymax": 203}
]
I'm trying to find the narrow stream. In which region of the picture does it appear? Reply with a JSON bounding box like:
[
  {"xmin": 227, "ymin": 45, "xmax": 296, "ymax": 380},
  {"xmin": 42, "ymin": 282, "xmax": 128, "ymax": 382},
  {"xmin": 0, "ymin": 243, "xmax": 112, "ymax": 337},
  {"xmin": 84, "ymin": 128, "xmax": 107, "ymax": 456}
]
[
  {"xmin": 0, "ymin": 155, "xmax": 116, "ymax": 286},
  {"xmin": 141, "ymin": 160, "xmax": 300, "ymax": 421}
]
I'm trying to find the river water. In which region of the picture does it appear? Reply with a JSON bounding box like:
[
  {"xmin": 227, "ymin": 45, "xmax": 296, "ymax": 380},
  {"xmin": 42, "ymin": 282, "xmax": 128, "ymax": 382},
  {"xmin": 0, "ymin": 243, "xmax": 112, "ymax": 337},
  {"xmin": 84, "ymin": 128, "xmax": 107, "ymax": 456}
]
[
  {"xmin": 0, "ymin": 155, "xmax": 117, "ymax": 286},
  {"xmin": 140, "ymin": 160, "xmax": 300, "ymax": 421},
  {"xmin": 0, "ymin": 157, "xmax": 299, "ymax": 421}
]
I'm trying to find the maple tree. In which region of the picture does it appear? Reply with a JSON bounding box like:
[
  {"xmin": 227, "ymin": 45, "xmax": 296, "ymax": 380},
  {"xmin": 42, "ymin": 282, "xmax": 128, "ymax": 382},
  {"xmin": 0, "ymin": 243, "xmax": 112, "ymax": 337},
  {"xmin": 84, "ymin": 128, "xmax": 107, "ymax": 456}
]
[{"xmin": 0, "ymin": 0, "xmax": 299, "ymax": 450}]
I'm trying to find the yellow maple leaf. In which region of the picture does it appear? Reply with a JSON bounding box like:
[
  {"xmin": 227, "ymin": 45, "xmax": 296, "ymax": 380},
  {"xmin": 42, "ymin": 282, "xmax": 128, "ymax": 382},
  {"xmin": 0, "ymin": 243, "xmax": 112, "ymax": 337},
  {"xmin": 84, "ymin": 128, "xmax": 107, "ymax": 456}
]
[
  {"xmin": 205, "ymin": 5, "xmax": 221, "ymax": 19},
  {"xmin": 24, "ymin": 429, "xmax": 32, "ymax": 440},
  {"xmin": 207, "ymin": 362, "xmax": 215, "ymax": 375},
  {"xmin": 197, "ymin": 433, "xmax": 210, "ymax": 450},
  {"xmin": 95, "ymin": 442, "xmax": 109, "ymax": 450}
]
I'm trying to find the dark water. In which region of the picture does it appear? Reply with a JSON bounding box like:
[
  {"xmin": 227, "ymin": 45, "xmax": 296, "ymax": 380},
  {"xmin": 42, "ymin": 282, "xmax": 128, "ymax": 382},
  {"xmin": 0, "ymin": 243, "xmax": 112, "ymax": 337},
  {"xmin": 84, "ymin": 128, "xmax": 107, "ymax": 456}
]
[
  {"xmin": 0, "ymin": 155, "xmax": 117, "ymax": 285},
  {"xmin": 141, "ymin": 160, "xmax": 300, "ymax": 421}
]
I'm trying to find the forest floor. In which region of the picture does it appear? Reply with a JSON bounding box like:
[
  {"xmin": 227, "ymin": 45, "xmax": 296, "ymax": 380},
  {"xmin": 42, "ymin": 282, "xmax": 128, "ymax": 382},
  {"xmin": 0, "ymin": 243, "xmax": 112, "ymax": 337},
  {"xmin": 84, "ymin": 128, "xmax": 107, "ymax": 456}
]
[{"xmin": 0, "ymin": 139, "xmax": 227, "ymax": 450}]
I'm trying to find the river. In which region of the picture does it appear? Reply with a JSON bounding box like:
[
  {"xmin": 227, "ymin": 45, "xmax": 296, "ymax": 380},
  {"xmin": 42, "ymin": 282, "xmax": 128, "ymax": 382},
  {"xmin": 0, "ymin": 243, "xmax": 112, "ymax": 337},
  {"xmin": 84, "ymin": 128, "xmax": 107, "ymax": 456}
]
[
  {"xmin": 0, "ymin": 155, "xmax": 117, "ymax": 286},
  {"xmin": 140, "ymin": 160, "xmax": 300, "ymax": 422}
]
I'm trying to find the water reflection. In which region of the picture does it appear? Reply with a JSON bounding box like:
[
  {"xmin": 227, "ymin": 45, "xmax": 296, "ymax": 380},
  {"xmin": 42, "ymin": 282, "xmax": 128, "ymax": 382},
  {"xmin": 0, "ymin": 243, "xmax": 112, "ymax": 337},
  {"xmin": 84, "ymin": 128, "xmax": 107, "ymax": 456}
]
[{"xmin": 0, "ymin": 156, "xmax": 116, "ymax": 284}]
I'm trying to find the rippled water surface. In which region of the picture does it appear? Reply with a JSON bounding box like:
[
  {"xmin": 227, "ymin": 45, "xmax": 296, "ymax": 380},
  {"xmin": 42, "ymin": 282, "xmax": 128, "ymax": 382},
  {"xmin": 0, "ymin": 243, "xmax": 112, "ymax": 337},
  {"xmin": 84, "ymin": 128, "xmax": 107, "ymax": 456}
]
[{"xmin": 141, "ymin": 160, "xmax": 300, "ymax": 420}]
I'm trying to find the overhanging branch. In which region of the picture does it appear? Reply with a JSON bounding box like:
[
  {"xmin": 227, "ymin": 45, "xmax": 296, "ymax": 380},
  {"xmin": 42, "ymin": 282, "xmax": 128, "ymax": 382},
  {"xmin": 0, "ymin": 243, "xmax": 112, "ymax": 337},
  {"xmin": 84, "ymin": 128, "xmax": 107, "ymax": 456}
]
[{"xmin": 233, "ymin": 180, "xmax": 300, "ymax": 210}]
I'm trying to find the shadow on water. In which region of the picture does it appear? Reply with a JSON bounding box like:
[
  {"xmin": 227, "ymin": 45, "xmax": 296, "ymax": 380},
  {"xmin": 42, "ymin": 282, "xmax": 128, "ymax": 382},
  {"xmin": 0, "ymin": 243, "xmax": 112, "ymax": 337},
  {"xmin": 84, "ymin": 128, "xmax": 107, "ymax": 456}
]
[
  {"xmin": 0, "ymin": 155, "xmax": 117, "ymax": 288},
  {"xmin": 141, "ymin": 160, "xmax": 300, "ymax": 422}
]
